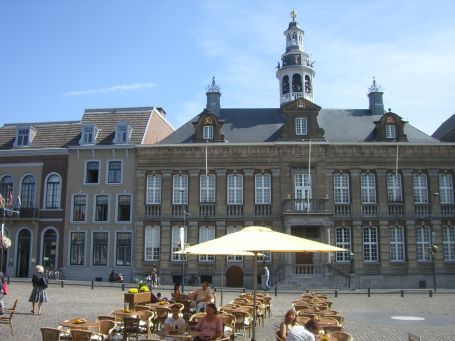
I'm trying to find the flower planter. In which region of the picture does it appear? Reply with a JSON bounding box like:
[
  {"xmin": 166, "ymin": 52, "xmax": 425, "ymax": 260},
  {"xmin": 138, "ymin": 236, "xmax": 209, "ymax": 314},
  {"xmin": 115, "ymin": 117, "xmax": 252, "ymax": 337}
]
[{"xmin": 124, "ymin": 292, "xmax": 151, "ymax": 307}]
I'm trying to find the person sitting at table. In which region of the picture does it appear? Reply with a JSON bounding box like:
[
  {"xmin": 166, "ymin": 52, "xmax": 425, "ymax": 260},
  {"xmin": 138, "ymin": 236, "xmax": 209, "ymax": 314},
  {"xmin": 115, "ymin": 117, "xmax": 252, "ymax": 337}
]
[
  {"xmin": 194, "ymin": 303, "xmax": 223, "ymax": 341},
  {"xmin": 280, "ymin": 308, "xmax": 298, "ymax": 339},
  {"xmin": 162, "ymin": 304, "xmax": 187, "ymax": 340},
  {"xmin": 188, "ymin": 281, "xmax": 214, "ymax": 312},
  {"xmin": 285, "ymin": 319, "xmax": 320, "ymax": 341},
  {"xmin": 172, "ymin": 283, "xmax": 183, "ymax": 300}
]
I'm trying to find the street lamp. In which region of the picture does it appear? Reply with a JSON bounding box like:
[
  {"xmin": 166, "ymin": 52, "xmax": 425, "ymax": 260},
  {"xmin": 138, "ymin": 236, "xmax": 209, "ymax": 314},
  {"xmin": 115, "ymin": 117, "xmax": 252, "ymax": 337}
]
[
  {"xmin": 178, "ymin": 189, "xmax": 190, "ymax": 293},
  {"xmin": 349, "ymin": 252, "xmax": 355, "ymax": 290}
]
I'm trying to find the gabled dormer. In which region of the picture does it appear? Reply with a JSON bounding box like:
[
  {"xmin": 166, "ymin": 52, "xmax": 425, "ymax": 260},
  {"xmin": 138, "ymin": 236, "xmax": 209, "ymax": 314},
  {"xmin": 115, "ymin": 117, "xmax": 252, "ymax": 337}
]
[
  {"xmin": 374, "ymin": 110, "xmax": 408, "ymax": 142},
  {"xmin": 192, "ymin": 109, "xmax": 225, "ymax": 143},
  {"xmin": 14, "ymin": 125, "xmax": 37, "ymax": 147},
  {"xmin": 278, "ymin": 97, "xmax": 325, "ymax": 141},
  {"xmin": 79, "ymin": 123, "xmax": 99, "ymax": 145},
  {"xmin": 114, "ymin": 121, "xmax": 132, "ymax": 144}
]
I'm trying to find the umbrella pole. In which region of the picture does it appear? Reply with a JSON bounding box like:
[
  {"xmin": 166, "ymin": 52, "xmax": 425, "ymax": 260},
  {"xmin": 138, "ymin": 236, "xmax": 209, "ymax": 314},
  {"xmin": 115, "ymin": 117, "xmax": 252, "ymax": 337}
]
[
  {"xmin": 252, "ymin": 251, "xmax": 257, "ymax": 341},
  {"xmin": 221, "ymin": 256, "xmax": 224, "ymax": 306}
]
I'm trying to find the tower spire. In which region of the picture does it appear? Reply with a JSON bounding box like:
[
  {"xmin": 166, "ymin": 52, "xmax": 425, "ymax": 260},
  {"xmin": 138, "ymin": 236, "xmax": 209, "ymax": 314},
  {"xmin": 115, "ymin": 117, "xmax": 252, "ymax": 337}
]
[{"xmin": 205, "ymin": 76, "xmax": 221, "ymax": 116}]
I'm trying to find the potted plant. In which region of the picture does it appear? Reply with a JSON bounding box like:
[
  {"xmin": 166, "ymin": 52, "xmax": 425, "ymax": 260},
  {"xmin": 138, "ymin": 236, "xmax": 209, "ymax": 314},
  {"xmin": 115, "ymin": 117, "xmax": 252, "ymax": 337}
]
[{"xmin": 124, "ymin": 281, "xmax": 152, "ymax": 307}]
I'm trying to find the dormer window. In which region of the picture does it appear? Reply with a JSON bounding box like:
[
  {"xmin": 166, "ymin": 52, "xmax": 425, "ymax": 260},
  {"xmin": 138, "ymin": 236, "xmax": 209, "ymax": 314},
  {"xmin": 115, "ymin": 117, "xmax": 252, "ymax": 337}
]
[
  {"xmin": 80, "ymin": 124, "xmax": 98, "ymax": 145},
  {"xmin": 115, "ymin": 122, "xmax": 131, "ymax": 144},
  {"xmin": 203, "ymin": 125, "xmax": 213, "ymax": 140},
  {"xmin": 295, "ymin": 117, "xmax": 308, "ymax": 135},
  {"xmin": 15, "ymin": 126, "xmax": 36, "ymax": 147},
  {"xmin": 385, "ymin": 125, "xmax": 396, "ymax": 139}
]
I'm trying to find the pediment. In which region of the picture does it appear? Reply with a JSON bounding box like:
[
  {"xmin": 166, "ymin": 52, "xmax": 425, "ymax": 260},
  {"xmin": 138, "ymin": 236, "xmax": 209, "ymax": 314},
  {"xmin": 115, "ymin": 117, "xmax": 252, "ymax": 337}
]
[{"xmin": 281, "ymin": 97, "xmax": 321, "ymax": 113}]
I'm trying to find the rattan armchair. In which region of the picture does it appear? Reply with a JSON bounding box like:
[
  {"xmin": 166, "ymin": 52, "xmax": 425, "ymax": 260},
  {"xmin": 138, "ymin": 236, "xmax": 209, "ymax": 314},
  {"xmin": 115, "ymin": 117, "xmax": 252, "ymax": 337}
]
[
  {"xmin": 328, "ymin": 331, "xmax": 353, "ymax": 341},
  {"xmin": 0, "ymin": 298, "xmax": 18, "ymax": 335},
  {"xmin": 40, "ymin": 327, "xmax": 71, "ymax": 340}
]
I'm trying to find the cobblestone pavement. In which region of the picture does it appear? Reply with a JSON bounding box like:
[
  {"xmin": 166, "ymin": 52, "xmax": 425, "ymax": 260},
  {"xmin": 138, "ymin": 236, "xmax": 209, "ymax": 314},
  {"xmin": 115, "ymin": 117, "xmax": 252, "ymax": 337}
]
[{"xmin": 1, "ymin": 280, "xmax": 455, "ymax": 341}]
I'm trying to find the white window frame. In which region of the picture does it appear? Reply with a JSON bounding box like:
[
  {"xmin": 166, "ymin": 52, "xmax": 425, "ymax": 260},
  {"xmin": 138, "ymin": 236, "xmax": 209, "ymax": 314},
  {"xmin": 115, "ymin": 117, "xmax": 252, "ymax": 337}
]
[
  {"xmin": 385, "ymin": 125, "xmax": 396, "ymax": 139},
  {"xmin": 361, "ymin": 173, "xmax": 376, "ymax": 204},
  {"xmin": 363, "ymin": 226, "xmax": 378, "ymax": 262},
  {"xmin": 80, "ymin": 124, "xmax": 98, "ymax": 145},
  {"xmin": 333, "ymin": 173, "xmax": 350, "ymax": 204},
  {"xmin": 413, "ymin": 174, "xmax": 429, "ymax": 203},
  {"xmin": 389, "ymin": 225, "xmax": 405, "ymax": 262},
  {"xmin": 93, "ymin": 194, "xmax": 109, "ymax": 223},
  {"xmin": 71, "ymin": 194, "xmax": 87, "ymax": 223},
  {"xmin": 173, "ymin": 174, "xmax": 188, "ymax": 204},
  {"xmin": 198, "ymin": 226, "xmax": 216, "ymax": 262},
  {"xmin": 227, "ymin": 226, "xmax": 243, "ymax": 262},
  {"xmin": 203, "ymin": 125, "xmax": 214, "ymax": 140},
  {"xmin": 255, "ymin": 174, "xmax": 271, "ymax": 205},
  {"xmin": 116, "ymin": 194, "xmax": 132, "ymax": 223},
  {"xmin": 200, "ymin": 174, "xmax": 216, "ymax": 203},
  {"xmin": 443, "ymin": 226, "xmax": 455, "ymax": 261},
  {"xmin": 335, "ymin": 227, "xmax": 351, "ymax": 262},
  {"xmin": 106, "ymin": 160, "xmax": 123, "ymax": 184},
  {"xmin": 20, "ymin": 174, "xmax": 36, "ymax": 208},
  {"xmin": 146, "ymin": 175, "xmax": 162, "ymax": 204},
  {"xmin": 115, "ymin": 122, "xmax": 131, "ymax": 144},
  {"xmin": 227, "ymin": 174, "xmax": 243, "ymax": 205},
  {"xmin": 84, "ymin": 160, "xmax": 100, "ymax": 185},
  {"xmin": 172, "ymin": 226, "xmax": 187, "ymax": 261},
  {"xmin": 16, "ymin": 127, "xmax": 30, "ymax": 146},
  {"xmin": 295, "ymin": 117, "xmax": 308, "ymax": 135},
  {"xmin": 144, "ymin": 226, "xmax": 160, "ymax": 262},
  {"xmin": 44, "ymin": 173, "xmax": 62, "ymax": 209},
  {"xmin": 439, "ymin": 174, "xmax": 454, "ymax": 204},
  {"xmin": 386, "ymin": 173, "xmax": 403, "ymax": 202},
  {"xmin": 416, "ymin": 226, "xmax": 431, "ymax": 261}
]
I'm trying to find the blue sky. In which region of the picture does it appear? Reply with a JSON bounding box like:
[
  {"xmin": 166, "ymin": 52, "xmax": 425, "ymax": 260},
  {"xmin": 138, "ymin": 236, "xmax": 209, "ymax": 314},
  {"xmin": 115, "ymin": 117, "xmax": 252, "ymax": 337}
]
[{"xmin": 1, "ymin": 0, "xmax": 454, "ymax": 135}]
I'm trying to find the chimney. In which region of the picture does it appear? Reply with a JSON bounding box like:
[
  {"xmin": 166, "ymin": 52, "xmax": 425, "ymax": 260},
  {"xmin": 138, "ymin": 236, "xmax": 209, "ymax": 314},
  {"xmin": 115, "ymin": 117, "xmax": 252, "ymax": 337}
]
[
  {"xmin": 206, "ymin": 77, "xmax": 221, "ymax": 116},
  {"xmin": 368, "ymin": 77, "xmax": 384, "ymax": 116}
]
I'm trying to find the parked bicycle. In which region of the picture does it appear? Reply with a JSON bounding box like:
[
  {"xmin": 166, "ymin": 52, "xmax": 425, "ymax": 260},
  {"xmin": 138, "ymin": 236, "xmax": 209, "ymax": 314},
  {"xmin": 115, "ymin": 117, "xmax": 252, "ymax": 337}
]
[{"xmin": 44, "ymin": 267, "xmax": 65, "ymax": 280}]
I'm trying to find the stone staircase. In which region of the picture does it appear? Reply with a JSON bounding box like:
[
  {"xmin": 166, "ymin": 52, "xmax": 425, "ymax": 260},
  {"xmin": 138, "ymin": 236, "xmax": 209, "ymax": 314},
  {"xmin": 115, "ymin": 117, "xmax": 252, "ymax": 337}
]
[{"xmin": 274, "ymin": 273, "xmax": 349, "ymax": 291}]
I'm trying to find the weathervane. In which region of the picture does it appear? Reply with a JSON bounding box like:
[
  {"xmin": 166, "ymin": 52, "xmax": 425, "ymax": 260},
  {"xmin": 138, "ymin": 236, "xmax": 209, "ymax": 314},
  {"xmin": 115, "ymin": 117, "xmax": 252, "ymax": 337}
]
[
  {"xmin": 290, "ymin": 10, "xmax": 297, "ymax": 21},
  {"xmin": 206, "ymin": 76, "xmax": 221, "ymax": 93}
]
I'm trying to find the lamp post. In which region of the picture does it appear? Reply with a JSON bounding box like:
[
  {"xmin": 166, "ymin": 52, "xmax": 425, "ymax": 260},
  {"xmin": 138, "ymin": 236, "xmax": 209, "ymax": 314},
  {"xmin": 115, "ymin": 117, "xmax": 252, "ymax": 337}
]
[
  {"xmin": 349, "ymin": 252, "xmax": 355, "ymax": 290},
  {"xmin": 178, "ymin": 189, "xmax": 190, "ymax": 293},
  {"xmin": 1, "ymin": 204, "xmax": 19, "ymax": 274},
  {"xmin": 430, "ymin": 192, "xmax": 439, "ymax": 292}
]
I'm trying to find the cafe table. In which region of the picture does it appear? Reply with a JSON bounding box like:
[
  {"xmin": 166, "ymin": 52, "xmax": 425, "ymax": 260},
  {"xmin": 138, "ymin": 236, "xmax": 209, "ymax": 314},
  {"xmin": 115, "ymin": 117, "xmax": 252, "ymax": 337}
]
[
  {"xmin": 148, "ymin": 331, "xmax": 198, "ymax": 340},
  {"xmin": 59, "ymin": 318, "xmax": 100, "ymax": 331},
  {"xmin": 112, "ymin": 309, "xmax": 147, "ymax": 320}
]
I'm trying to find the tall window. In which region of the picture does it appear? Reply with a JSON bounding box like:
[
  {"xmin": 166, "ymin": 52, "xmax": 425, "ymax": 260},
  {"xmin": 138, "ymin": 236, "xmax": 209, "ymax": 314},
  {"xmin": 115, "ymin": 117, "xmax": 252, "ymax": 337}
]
[
  {"xmin": 72, "ymin": 194, "xmax": 87, "ymax": 222},
  {"xmin": 416, "ymin": 226, "xmax": 431, "ymax": 261},
  {"xmin": 70, "ymin": 232, "xmax": 85, "ymax": 265},
  {"xmin": 385, "ymin": 125, "xmax": 396, "ymax": 139},
  {"xmin": 21, "ymin": 175, "xmax": 36, "ymax": 208},
  {"xmin": 16, "ymin": 127, "xmax": 30, "ymax": 146},
  {"xmin": 172, "ymin": 226, "xmax": 187, "ymax": 261},
  {"xmin": 146, "ymin": 175, "xmax": 162, "ymax": 204},
  {"xmin": 363, "ymin": 227, "xmax": 378, "ymax": 262},
  {"xmin": 413, "ymin": 174, "xmax": 428, "ymax": 203},
  {"xmin": 389, "ymin": 226, "xmax": 405, "ymax": 262},
  {"xmin": 42, "ymin": 229, "xmax": 57, "ymax": 268},
  {"xmin": 0, "ymin": 175, "xmax": 13, "ymax": 203},
  {"xmin": 255, "ymin": 174, "xmax": 271, "ymax": 204},
  {"xmin": 439, "ymin": 174, "xmax": 454, "ymax": 204},
  {"xmin": 203, "ymin": 126, "xmax": 214, "ymax": 140},
  {"xmin": 295, "ymin": 117, "xmax": 308, "ymax": 135},
  {"xmin": 45, "ymin": 174, "xmax": 61, "ymax": 209},
  {"xmin": 116, "ymin": 232, "xmax": 132, "ymax": 266},
  {"xmin": 81, "ymin": 125, "xmax": 95, "ymax": 144},
  {"xmin": 199, "ymin": 226, "xmax": 215, "ymax": 262},
  {"xmin": 333, "ymin": 173, "xmax": 350, "ymax": 204},
  {"xmin": 200, "ymin": 174, "xmax": 216, "ymax": 203},
  {"xmin": 227, "ymin": 226, "xmax": 243, "ymax": 261},
  {"xmin": 227, "ymin": 174, "xmax": 243, "ymax": 205},
  {"xmin": 361, "ymin": 173, "xmax": 376, "ymax": 203},
  {"xmin": 386, "ymin": 173, "xmax": 403, "ymax": 202},
  {"xmin": 93, "ymin": 232, "xmax": 108, "ymax": 266},
  {"xmin": 144, "ymin": 226, "xmax": 160, "ymax": 261},
  {"xmin": 116, "ymin": 123, "xmax": 129, "ymax": 143},
  {"xmin": 335, "ymin": 227, "xmax": 351, "ymax": 262},
  {"xmin": 85, "ymin": 161, "xmax": 100, "ymax": 184},
  {"xmin": 173, "ymin": 175, "xmax": 188, "ymax": 204},
  {"xmin": 292, "ymin": 73, "xmax": 302, "ymax": 92},
  {"xmin": 107, "ymin": 161, "xmax": 122, "ymax": 184},
  {"xmin": 443, "ymin": 226, "xmax": 455, "ymax": 261},
  {"xmin": 117, "ymin": 195, "xmax": 131, "ymax": 222},
  {"xmin": 95, "ymin": 195, "xmax": 109, "ymax": 222}
]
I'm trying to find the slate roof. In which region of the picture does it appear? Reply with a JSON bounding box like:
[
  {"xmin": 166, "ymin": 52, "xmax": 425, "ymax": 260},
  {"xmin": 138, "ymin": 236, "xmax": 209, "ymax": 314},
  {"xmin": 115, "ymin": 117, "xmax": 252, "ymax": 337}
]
[
  {"xmin": 159, "ymin": 107, "xmax": 439, "ymax": 144},
  {"xmin": 432, "ymin": 114, "xmax": 455, "ymax": 141}
]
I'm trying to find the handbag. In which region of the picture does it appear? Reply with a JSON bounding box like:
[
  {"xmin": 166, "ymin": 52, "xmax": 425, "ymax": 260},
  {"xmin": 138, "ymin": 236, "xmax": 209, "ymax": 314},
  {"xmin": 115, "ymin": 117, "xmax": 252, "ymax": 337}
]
[{"xmin": 2, "ymin": 281, "xmax": 8, "ymax": 295}]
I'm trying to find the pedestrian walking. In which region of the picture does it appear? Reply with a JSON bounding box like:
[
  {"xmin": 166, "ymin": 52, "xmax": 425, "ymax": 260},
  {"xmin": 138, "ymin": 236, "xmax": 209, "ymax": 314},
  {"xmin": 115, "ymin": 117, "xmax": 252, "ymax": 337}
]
[
  {"xmin": 264, "ymin": 266, "xmax": 271, "ymax": 290},
  {"xmin": 29, "ymin": 265, "xmax": 48, "ymax": 315},
  {"xmin": 151, "ymin": 264, "xmax": 159, "ymax": 287}
]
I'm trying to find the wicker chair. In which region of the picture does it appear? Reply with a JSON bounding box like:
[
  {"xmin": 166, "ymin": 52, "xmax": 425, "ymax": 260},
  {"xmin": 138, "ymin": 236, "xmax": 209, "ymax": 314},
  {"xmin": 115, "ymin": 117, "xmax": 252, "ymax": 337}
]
[
  {"xmin": 40, "ymin": 327, "xmax": 71, "ymax": 340},
  {"xmin": 0, "ymin": 298, "xmax": 18, "ymax": 335},
  {"xmin": 275, "ymin": 330, "xmax": 285, "ymax": 341},
  {"xmin": 70, "ymin": 329, "xmax": 97, "ymax": 341},
  {"xmin": 328, "ymin": 331, "xmax": 353, "ymax": 341},
  {"xmin": 98, "ymin": 320, "xmax": 116, "ymax": 340},
  {"xmin": 188, "ymin": 312, "xmax": 207, "ymax": 331},
  {"xmin": 230, "ymin": 310, "xmax": 253, "ymax": 339},
  {"xmin": 121, "ymin": 317, "xmax": 147, "ymax": 340},
  {"xmin": 219, "ymin": 313, "xmax": 236, "ymax": 340},
  {"xmin": 152, "ymin": 306, "xmax": 171, "ymax": 331},
  {"xmin": 97, "ymin": 315, "xmax": 116, "ymax": 322}
]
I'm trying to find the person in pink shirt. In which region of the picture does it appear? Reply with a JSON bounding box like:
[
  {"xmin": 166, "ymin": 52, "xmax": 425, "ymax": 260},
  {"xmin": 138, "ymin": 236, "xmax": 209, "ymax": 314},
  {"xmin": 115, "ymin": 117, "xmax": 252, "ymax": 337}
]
[{"xmin": 194, "ymin": 303, "xmax": 223, "ymax": 340}]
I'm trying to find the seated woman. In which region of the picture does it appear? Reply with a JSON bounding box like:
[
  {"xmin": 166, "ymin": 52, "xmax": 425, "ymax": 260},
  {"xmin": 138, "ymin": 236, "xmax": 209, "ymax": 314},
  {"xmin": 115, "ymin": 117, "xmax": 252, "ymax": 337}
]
[
  {"xmin": 280, "ymin": 308, "xmax": 298, "ymax": 339},
  {"xmin": 194, "ymin": 303, "xmax": 223, "ymax": 340},
  {"xmin": 171, "ymin": 283, "xmax": 182, "ymax": 300},
  {"xmin": 162, "ymin": 304, "xmax": 187, "ymax": 340}
]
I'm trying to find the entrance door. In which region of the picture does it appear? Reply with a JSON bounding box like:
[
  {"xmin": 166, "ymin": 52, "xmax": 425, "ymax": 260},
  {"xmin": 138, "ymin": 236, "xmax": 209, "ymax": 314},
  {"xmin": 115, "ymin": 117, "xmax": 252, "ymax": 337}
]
[
  {"xmin": 16, "ymin": 229, "xmax": 31, "ymax": 277},
  {"xmin": 226, "ymin": 266, "xmax": 243, "ymax": 287},
  {"xmin": 293, "ymin": 226, "xmax": 320, "ymax": 270},
  {"xmin": 42, "ymin": 229, "xmax": 57, "ymax": 268},
  {"xmin": 294, "ymin": 174, "xmax": 311, "ymax": 211}
]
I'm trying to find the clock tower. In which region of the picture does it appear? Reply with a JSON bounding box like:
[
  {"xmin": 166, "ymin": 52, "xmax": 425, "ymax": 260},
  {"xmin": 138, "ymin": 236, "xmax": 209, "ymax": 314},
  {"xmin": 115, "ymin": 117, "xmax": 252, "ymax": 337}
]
[{"xmin": 276, "ymin": 10, "xmax": 315, "ymax": 105}]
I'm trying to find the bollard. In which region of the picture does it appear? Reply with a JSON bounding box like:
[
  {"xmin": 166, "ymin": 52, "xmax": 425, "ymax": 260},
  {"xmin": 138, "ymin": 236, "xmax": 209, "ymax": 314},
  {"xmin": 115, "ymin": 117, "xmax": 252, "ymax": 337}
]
[
  {"xmin": 214, "ymin": 288, "xmax": 217, "ymax": 293},
  {"xmin": 368, "ymin": 288, "xmax": 370, "ymax": 297},
  {"xmin": 306, "ymin": 289, "xmax": 309, "ymax": 293},
  {"xmin": 274, "ymin": 286, "xmax": 277, "ymax": 297},
  {"xmin": 91, "ymin": 280, "xmax": 94, "ymax": 290},
  {"xmin": 242, "ymin": 288, "xmax": 245, "ymax": 293},
  {"xmin": 61, "ymin": 280, "xmax": 64, "ymax": 288},
  {"xmin": 401, "ymin": 290, "xmax": 404, "ymax": 297},
  {"xmin": 429, "ymin": 290, "xmax": 433, "ymax": 297},
  {"xmin": 122, "ymin": 284, "xmax": 125, "ymax": 291},
  {"xmin": 335, "ymin": 290, "xmax": 338, "ymax": 298},
  {"xmin": 7, "ymin": 276, "xmax": 10, "ymax": 284}
]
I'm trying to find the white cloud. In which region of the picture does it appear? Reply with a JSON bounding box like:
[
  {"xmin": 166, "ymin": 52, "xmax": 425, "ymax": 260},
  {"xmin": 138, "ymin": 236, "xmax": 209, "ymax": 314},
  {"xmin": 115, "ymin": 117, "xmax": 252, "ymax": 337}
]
[{"xmin": 64, "ymin": 83, "xmax": 156, "ymax": 96}]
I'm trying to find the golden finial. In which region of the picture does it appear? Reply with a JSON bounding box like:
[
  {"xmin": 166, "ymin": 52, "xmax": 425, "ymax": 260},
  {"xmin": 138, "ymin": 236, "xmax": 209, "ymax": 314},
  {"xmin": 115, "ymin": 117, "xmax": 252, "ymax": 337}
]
[{"xmin": 290, "ymin": 10, "xmax": 297, "ymax": 21}]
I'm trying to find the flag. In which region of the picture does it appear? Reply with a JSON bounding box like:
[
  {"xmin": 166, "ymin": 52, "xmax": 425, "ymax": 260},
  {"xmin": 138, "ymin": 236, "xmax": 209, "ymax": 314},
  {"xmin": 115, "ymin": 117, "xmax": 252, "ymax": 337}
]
[
  {"xmin": 15, "ymin": 195, "xmax": 21, "ymax": 210},
  {"xmin": 0, "ymin": 223, "xmax": 4, "ymax": 239},
  {"xmin": 180, "ymin": 227, "xmax": 185, "ymax": 251},
  {"xmin": 0, "ymin": 194, "xmax": 4, "ymax": 208},
  {"xmin": 7, "ymin": 190, "xmax": 13, "ymax": 208}
]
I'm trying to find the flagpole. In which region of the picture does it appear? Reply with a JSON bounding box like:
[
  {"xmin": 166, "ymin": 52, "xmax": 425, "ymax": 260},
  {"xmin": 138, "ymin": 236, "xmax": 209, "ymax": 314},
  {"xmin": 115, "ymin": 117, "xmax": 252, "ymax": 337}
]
[{"xmin": 307, "ymin": 140, "xmax": 311, "ymax": 213}]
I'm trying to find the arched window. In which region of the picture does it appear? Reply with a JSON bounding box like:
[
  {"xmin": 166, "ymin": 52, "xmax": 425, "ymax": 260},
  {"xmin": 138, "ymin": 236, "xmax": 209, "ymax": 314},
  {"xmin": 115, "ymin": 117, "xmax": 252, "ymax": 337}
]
[
  {"xmin": 292, "ymin": 32, "xmax": 297, "ymax": 42},
  {"xmin": 21, "ymin": 175, "xmax": 36, "ymax": 208},
  {"xmin": 282, "ymin": 76, "xmax": 289, "ymax": 94},
  {"xmin": 0, "ymin": 175, "xmax": 14, "ymax": 203},
  {"xmin": 305, "ymin": 75, "xmax": 312, "ymax": 93},
  {"xmin": 42, "ymin": 229, "xmax": 57, "ymax": 268},
  {"xmin": 292, "ymin": 74, "xmax": 302, "ymax": 92},
  {"xmin": 45, "ymin": 173, "xmax": 61, "ymax": 209}
]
